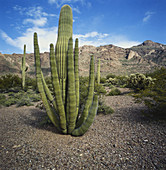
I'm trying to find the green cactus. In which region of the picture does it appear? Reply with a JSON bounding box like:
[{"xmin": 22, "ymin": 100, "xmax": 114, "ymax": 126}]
[
  {"xmin": 55, "ymin": 4, "xmax": 73, "ymax": 103},
  {"xmin": 34, "ymin": 33, "xmax": 60, "ymax": 131},
  {"xmin": 33, "ymin": 5, "xmax": 98, "ymax": 136},
  {"xmin": 74, "ymin": 38, "xmax": 79, "ymax": 117},
  {"xmin": 127, "ymin": 73, "xmax": 155, "ymax": 91},
  {"xmin": 21, "ymin": 44, "xmax": 26, "ymax": 89},
  {"xmin": 97, "ymin": 58, "xmax": 100, "ymax": 84},
  {"xmin": 76, "ymin": 55, "xmax": 95, "ymax": 128}
]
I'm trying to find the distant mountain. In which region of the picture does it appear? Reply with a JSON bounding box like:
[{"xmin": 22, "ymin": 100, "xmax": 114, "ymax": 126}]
[{"xmin": 0, "ymin": 40, "xmax": 165, "ymax": 77}]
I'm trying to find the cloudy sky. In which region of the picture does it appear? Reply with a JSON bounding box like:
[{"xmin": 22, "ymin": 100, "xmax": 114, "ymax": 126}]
[{"xmin": 0, "ymin": 0, "xmax": 166, "ymax": 54}]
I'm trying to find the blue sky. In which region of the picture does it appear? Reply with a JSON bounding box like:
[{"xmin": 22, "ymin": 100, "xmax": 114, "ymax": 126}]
[{"xmin": 0, "ymin": 0, "xmax": 166, "ymax": 54}]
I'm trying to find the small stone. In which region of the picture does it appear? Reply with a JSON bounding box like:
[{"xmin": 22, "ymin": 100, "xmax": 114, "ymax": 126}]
[
  {"xmin": 144, "ymin": 139, "xmax": 148, "ymax": 142},
  {"xmin": 12, "ymin": 145, "xmax": 21, "ymax": 148}
]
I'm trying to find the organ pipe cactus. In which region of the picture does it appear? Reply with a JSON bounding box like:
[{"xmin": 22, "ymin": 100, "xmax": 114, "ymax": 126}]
[
  {"xmin": 97, "ymin": 58, "xmax": 100, "ymax": 84},
  {"xmin": 55, "ymin": 5, "xmax": 73, "ymax": 103},
  {"xmin": 34, "ymin": 5, "xmax": 98, "ymax": 136},
  {"xmin": 21, "ymin": 44, "xmax": 26, "ymax": 89}
]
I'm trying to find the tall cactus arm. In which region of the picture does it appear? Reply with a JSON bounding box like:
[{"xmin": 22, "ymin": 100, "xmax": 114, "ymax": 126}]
[
  {"xmin": 74, "ymin": 38, "xmax": 79, "ymax": 117},
  {"xmin": 76, "ymin": 55, "xmax": 95, "ymax": 127},
  {"xmin": 50, "ymin": 43, "xmax": 67, "ymax": 134},
  {"xmin": 67, "ymin": 38, "xmax": 77, "ymax": 134},
  {"xmin": 34, "ymin": 33, "xmax": 60, "ymax": 129},
  {"xmin": 41, "ymin": 71, "xmax": 58, "ymax": 115},
  {"xmin": 97, "ymin": 58, "xmax": 100, "ymax": 84},
  {"xmin": 72, "ymin": 94, "xmax": 98, "ymax": 136},
  {"xmin": 22, "ymin": 44, "xmax": 26, "ymax": 89},
  {"xmin": 55, "ymin": 5, "xmax": 73, "ymax": 103}
]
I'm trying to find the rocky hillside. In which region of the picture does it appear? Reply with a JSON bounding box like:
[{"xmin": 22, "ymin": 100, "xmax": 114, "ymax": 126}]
[{"xmin": 0, "ymin": 40, "xmax": 165, "ymax": 77}]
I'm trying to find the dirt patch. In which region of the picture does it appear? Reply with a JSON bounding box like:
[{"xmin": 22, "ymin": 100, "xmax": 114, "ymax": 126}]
[{"xmin": 0, "ymin": 94, "xmax": 166, "ymax": 169}]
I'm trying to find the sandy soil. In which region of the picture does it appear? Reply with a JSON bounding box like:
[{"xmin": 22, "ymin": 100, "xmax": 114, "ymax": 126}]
[{"xmin": 0, "ymin": 91, "xmax": 166, "ymax": 169}]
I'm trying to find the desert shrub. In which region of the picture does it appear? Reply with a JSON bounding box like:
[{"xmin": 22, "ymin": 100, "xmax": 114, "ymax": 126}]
[
  {"xmin": 97, "ymin": 100, "xmax": 114, "ymax": 115},
  {"xmin": 106, "ymin": 77, "xmax": 118, "ymax": 85},
  {"xmin": 127, "ymin": 73, "xmax": 155, "ymax": 91},
  {"xmin": 0, "ymin": 74, "xmax": 21, "ymax": 91},
  {"xmin": 4, "ymin": 97, "xmax": 18, "ymax": 107},
  {"xmin": 0, "ymin": 89, "xmax": 41, "ymax": 107},
  {"xmin": 25, "ymin": 77, "xmax": 37, "ymax": 90},
  {"xmin": 109, "ymin": 84, "xmax": 115, "ymax": 89},
  {"xmin": 100, "ymin": 77, "xmax": 107, "ymax": 83},
  {"xmin": 16, "ymin": 97, "xmax": 33, "ymax": 107},
  {"xmin": 0, "ymin": 94, "xmax": 7, "ymax": 107},
  {"xmin": 106, "ymin": 73, "xmax": 116, "ymax": 79},
  {"xmin": 27, "ymin": 90, "xmax": 41, "ymax": 102},
  {"xmin": 108, "ymin": 88, "xmax": 121, "ymax": 96},
  {"xmin": 116, "ymin": 75, "xmax": 128, "ymax": 87},
  {"xmin": 95, "ymin": 83, "xmax": 106, "ymax": 95},
  {"xmin": 79, "ymin": 76, "xmax": 89, "ymax": 109},
  {"xmin": 105, "ymin": 75, "xmax": 128, "ymax": 87},
  {"xmin": 133, "ymin": 68, "xmax": 166, "ymax": 119}
]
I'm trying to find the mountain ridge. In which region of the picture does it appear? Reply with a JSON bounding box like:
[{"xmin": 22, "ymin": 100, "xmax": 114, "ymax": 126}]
[{"xmin": 0, "ymin": 40, "xmax": 165, "ymax": 76}]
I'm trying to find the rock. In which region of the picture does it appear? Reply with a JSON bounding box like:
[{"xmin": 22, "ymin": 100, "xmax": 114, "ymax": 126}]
[{"xmin": 126, "ymin": 50, "xmax": 140, "ymax": 60}]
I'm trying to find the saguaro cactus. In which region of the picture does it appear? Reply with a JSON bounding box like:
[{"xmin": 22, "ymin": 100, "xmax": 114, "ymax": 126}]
[
  {"xmin": 97, "ymin": 58, "xmax": 100, "ymax": 84},
  {"xmin": 34, "ymin": 5, "xmax": 98, "ymax": 136},
  {"xmin": 21, "ymin": 44, "xmax": 26, "ymax": 89}
]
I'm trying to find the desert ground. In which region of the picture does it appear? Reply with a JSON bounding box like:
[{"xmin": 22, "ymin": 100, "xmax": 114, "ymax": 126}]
[{"xmin": 0, "ymin": 90, "xmax": 165, "ymax": 169}]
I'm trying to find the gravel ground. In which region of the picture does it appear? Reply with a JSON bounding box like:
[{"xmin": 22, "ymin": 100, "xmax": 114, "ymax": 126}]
[{"xmin": 0, "ymin": 90, "xmax": 166, "ymax": 169}]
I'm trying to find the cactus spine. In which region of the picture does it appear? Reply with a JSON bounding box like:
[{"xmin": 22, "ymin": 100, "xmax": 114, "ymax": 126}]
[
  {"xmin": 97, "ymin": 58, "xmax": 100, "ymax": 84},
  {"xmin": 34, "ymin": 5, "xmax": 98, "ymax": 136},
  {"xmin": 21, "ymin": 44, "xmax": 26, "ymax": 89}
]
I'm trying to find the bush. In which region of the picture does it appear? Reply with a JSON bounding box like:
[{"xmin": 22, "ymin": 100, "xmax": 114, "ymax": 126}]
[
  {"xmin": 133, "ymin": 68, "xmax": 166, "ymax": 119},
  {"xmin": 25, "ymin": 77, "xmax": 37, "ymax": 90},
  {"xmin": 106, "ymin": 77, "xmax": 118, "ymax": 85},
  {"xmin": 0, "ymin": 94, "xmax": 7, "ymax": 107},
  {"xmin": 127, "ymin": 73, "xmax": 155, "ymax": 91},
  {"xmin": 0, "ymin": 74, "xmax": 21, "ymax": 91},
  {"xmin": 97, "ymin": 100, "xmax": 114, "ymax": 115},
  {"xmin": 100, "ymin": 77, "xmax": 107, "ymax": 83},
  {"xmin": 79, "ymin": 76, "xmax": 89, "ymax": 108},
  {"xmin": 108, "ymin": 88, "xmax": 121, "ymax": 96},
  {"xmin": 105, "ymin": 75, "xmax": 128, "ymax": 87},
  {"xmin": 0, "ymin": 90, "xmax": 41, "ymax": 107},
  {"xmin": 95, "ymin": 83, "xmax": 106, "ymax": 95},
  {"xmin": 16, "ymin": 97, "xmax": 33, "ymax": 107},
  {"xmin": 106, "ymin": 73, "xmax": 116, "ymax": 79}
]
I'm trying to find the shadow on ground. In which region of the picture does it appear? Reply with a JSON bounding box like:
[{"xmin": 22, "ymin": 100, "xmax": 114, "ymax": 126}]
[{"xmin": 22, "ymin": 107, "xmax": 61, "ymax": 134}]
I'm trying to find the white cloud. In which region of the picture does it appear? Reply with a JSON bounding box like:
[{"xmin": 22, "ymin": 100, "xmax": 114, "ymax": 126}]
[
  {"xmin": 0, "ymin": 31, "xmax": 16, "ymax": 47},
  {"xmin": 72, "ymin": 7, "xmax": 81, "ymax": 14},
  {"xmin": 74, "ymin": 32, "xmax": 108, "ymax": 39},
  {"xmin": 48, "ymin": 0, "xmax": 80, "ymax": 5},
  {"xmin": 13, "ymin": 5, "xmax": 57, "ymax": 18},
  {"xmin": 1, "ymin": 27, "xmax": 140, "ymax": 54},
  {"xmin": 74, "ymin": 32, "xmax": 141, "ymax": 48},
  {"xmin": 48, "ymin": 0, "xmax": 88, "ymax": 8},
  {"xmin": 23, "ymin": 17, "xmax": 47, "ymax": 27},
  {"xmin": 48, "ymin": 0, "xmax": 56, "ymax": 4},
  {"xmin": 13, "ymin": 5, "xmax": 58, "ymax": 28},
  {"xmin": 0, "ymin": 27, "xmax": 58, "ymax": 53},
  {"xmin": 143, "ymin": 11, "xmax": 155, "ymax": 22}
]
